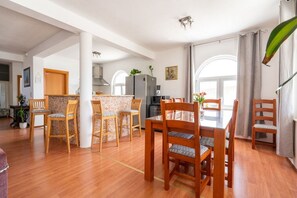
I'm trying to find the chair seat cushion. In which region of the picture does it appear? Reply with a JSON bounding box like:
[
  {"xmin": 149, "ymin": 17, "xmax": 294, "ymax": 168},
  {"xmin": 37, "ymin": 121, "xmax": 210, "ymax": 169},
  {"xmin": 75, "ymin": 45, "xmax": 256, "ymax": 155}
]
[
  {"xmin": 121, "ymin": 110, "xmax": 139, "ymax": 114},
  {"xmin": 32, "ymin": 109, "xmax": 50, "ymax": 114},
  {"xmin": 200, "ymin": 137, "xmax": 229, "ymax": 149},
  {"xmin": 168, "ymin": 131, "xmax": 193, "ymax": 139},
  {"xmin": 48, "ymin": 113, "xmax": 65, "ymax": 118},
  {"xmin": 169, "ymin": 144, "xmax": 209, "ymax": 158},
  {"xmin": 253, "ymin": 124, "xmax": 277, "ymax": 130}
]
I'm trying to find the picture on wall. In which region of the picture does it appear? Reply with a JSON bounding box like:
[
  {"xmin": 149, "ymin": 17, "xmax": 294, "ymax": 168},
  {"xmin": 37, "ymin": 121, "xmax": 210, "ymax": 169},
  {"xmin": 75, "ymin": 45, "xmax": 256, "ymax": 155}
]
[
  {"xmin": 165, "ymin": 66, "xmax": 178, "ymax": 80},
  {"xmin": 23, "ymin": 67, "xmax": 30, "ymax": 87}
]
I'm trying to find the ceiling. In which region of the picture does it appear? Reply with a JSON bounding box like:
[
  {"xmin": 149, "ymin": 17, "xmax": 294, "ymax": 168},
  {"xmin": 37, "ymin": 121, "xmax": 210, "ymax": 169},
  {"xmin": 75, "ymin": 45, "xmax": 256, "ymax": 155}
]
[
  {"xmin": 0, "ymin": 0, "xmax": 279, "ymax": 62},
  {"xmin": 0, "ymin": 6, "xmax": 61, "ymax": 55},
  {"xmin": 48, "ymin": 0, "xmax": 279, "ymax": 51}
]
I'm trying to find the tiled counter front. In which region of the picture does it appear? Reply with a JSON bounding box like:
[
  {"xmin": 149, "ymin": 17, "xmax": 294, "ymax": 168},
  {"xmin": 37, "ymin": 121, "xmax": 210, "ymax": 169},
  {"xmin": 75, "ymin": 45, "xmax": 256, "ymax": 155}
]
[{"xmin": 48, "ymin": 95, "xmax": 133, "ymax": 144}]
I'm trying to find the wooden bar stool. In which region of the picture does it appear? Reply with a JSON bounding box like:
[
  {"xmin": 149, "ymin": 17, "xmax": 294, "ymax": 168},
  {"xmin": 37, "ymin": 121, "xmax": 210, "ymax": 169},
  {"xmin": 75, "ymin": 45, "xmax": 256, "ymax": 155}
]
[
  {"xmin": 119, "ymin": 99, "xmax": 142, "ymax": 141},
  {"xmin": 29, "ymin": 99, "xmax": 50, "ymax": 144},
  {"xmin": 91, "ymin": 100, "xmax": 119, "ymax": 152},
  {"xmin": 46, "ymin": 100, "xmax": 79, "ymax": 153}
]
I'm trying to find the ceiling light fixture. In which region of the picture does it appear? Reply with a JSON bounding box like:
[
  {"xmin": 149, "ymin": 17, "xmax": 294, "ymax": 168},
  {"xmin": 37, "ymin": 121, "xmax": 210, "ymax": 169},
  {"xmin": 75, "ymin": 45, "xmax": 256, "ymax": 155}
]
[
  {"xmin": 92, "ymin": 51, "xmax": 101, "ymax": 58},
  {"xmin": 179, "ymin": 16, "xmax": 194, "ymax": 29}
]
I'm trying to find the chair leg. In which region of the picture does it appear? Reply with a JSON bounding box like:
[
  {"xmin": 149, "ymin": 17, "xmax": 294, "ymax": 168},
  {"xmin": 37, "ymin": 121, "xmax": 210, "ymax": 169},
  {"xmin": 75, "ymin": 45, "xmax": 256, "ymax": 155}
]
[
  {"xmin": 194, "ymin": 162, "xmax": 201, "ymax": 197},
  {"xmin": 138, "ymin": 113, "xmax": 141, "ymax": 137},
  {"xmin": 273, "ymin": 134, "xmax": 276, "ymax": 148},
  {"xmin": 207, "ymin": 154, "xmax": 211, "ymax": 186},
  {"xmin": 227, "ymin": 152, "xmax": 233, "ymax": 188},
  {"xmin": 164, "ymin": 148, "xmax": 170, "ymax": 191},
  {"xmin": 115, "ymin": 117, "xmax": 119, "ymax": 147},
  {"xmin": 46, "ymin": 117, "xmax": 51, "ymax": 153},
  {"xmin": 65, "ymin": 119, "xmax": 71, "ymax": 153},
  {"xmin": 119, "ymin": 113, "xmax": 123, "ymax": 138},
  {"xmin": 252, "ymin": 127, "xmax": 256, "ymax": 149},
  {"xmin": 99, "ymin": 119, "xmax": 104, "ymax": 152},
  {"xmin": 129, "ymin": 114, "xmax": 133, "ymax": 141},
  {"xmin": 43, "ymin": 114, "xmax": 47, "ymax": 150},
  {"xmin": 74, "ymin": 117, "xmax": 79, "ymax": 147},
  {"xmin": 30, "ymin": 114, "xmax": 35, "ymax": 142}
]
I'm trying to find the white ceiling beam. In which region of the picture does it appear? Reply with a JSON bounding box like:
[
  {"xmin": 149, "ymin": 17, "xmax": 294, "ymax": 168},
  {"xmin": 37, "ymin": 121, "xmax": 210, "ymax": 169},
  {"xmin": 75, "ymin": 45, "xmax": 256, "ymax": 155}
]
[
  {"xmin": 27, "ymin": 31, "xmax": 78, "ymax": 58},
  {"xmin": 0, "ymin": 0, "xmax": 155, "ymax": 59},
  {"xmin": 0, "ymin": 50, "xmax": 24, "ymax": 62}
]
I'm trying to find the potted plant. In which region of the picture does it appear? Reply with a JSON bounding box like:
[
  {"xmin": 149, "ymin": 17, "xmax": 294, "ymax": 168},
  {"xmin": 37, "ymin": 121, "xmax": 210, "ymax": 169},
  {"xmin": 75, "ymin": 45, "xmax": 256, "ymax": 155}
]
[
  {"xmin": 17, "ymin": 94, "xmax": 26, "ymax": 106},
  {"xmin": 130, "ymin": 69, "xmax": 141, "ymax": 76},
  {"xmin": 17, "ymin": 106, "xmax": 27, "ymax": 129}
]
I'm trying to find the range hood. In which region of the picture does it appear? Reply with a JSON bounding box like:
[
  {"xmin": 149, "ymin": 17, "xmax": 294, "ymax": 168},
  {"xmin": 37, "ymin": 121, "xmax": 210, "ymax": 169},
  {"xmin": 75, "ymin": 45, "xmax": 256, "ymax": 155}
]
[{"xmin": 93, "ymin": 65, "xmax": 109, "ymax": 86}]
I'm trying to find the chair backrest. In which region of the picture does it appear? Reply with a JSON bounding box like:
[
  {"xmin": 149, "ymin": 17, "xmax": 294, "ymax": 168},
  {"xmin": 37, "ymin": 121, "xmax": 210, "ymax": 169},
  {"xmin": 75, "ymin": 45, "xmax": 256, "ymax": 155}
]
[
  {"xmin": 252, "ymin": 99, "xmax": 276, "ymax": 126},
  {"xmin": 202, "ymin": 99, "xmax": 221, "ymax": 110},
  {"xmin": 29, "ymin": 99, "xmax": 48, "ymax": 111},
  {"xmin": 161, "ymin": 101, "xmax": 201, "ymax": 160},
  {"xmin": 229, "ymin": 99, "xmax": 239, "ymax": 146},
  {"xmin": 66, "ymin": 100, "xmax": 78, "ymax": 119},
  {"xmin": 131, "ymin": 99, "xmax": 142, "ymax": 111},
  {"xmin": 173, "ymin": 98, "xmax": 185, "ymax": 103},
  {"xmin": 91, "ymin": 100, "xmax": 103, "ymax": 116}
]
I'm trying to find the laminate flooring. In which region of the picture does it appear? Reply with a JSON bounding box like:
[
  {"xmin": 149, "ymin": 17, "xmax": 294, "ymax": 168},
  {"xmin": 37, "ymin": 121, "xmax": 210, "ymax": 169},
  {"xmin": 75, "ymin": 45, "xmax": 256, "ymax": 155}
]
[{"xmin": 0, "ymin": 118, "xmax": 296, "ymax": 197}]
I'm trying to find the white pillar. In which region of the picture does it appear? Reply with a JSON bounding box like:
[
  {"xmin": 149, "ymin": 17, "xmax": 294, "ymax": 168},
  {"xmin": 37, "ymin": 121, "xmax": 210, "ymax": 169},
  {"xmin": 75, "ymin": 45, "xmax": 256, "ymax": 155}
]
[{"xmin": 79, "ymin": 32, "xmax": 92, "ymax": 148}]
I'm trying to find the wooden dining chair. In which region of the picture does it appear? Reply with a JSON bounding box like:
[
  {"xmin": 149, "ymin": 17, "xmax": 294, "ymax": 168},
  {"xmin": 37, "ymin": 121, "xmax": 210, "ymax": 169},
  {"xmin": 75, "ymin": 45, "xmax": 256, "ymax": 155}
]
[
  {"xmin": 29, "ymin": 98, "xmax": 50, "ymax": 144},
  {"xmin": 161, "ymin": 101, "xmax": 211, "ymax": 197},
  {"xmin": 119, "ymin": 99, "xmax": 142, "ymax": 141},
  {"xmin": 91, "ymin": 100, "xmax": 119, "ymax": 152},
  {"xmin": 200, "ymin": 99, "xmax": 239, "ymax": 187},
  {"xmin": 46, "ymin": 100, "xmax": 79, "ymax": 153},
  {"xmin": 252, "ymin": 99, "xmax": 277, "ymax": 149},
  {"xmin": 202, "ymin": 98, "xmax": 221, "ymax": 110}
]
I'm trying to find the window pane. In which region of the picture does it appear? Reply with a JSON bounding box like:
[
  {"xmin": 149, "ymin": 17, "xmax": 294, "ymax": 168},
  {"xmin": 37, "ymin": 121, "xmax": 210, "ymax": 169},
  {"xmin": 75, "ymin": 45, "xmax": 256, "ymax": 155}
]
[
  {"xmin": 200, "ymin": 81, "xmax": 217, "ymax": 99},
  {"xmin": 114, "ymin": 73, "xmax": 127, "ymax": 84},
  {"xmin": 199, "ymin": 59, "xmax": 237, "ymax": 77},
  {"xmin": 223, "ymin": 80, "xmax": 236, "ymax": 106},
  {"xmin": 114, "ymin": 86, "xmax": 121, "ymax": 95}
]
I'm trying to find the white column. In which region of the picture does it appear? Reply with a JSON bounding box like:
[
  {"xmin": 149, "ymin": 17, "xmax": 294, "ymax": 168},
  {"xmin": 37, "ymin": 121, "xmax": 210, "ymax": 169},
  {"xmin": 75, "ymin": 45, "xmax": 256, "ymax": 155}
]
[{"xmin": 79, "ymin": 32, "xmax": 92, "ymax": 148}]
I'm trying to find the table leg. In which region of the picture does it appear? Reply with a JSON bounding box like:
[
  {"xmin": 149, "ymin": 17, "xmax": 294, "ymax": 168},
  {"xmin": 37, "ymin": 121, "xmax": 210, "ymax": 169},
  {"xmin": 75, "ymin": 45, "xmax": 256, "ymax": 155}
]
[
  {"xmin": 144, "ymin": 119, "xmax": 154, "ymax": 181},
  {"xmin": 213, "ymin": 128, "xmax": 226, "ymax": 198}
]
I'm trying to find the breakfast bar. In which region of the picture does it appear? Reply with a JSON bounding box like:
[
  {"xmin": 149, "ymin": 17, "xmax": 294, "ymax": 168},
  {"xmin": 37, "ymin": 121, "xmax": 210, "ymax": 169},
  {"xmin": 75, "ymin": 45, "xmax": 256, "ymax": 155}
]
[{"xmin": 47, "ymin": 95, "xmax": 134, "ymax": 142}]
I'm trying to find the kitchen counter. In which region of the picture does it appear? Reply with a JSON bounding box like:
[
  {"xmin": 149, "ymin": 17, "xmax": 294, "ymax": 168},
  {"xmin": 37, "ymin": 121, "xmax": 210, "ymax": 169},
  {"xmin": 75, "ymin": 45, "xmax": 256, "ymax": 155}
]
[{"xmin": 48, "ymin": 95, "xmax": 134, "ymax": 144}]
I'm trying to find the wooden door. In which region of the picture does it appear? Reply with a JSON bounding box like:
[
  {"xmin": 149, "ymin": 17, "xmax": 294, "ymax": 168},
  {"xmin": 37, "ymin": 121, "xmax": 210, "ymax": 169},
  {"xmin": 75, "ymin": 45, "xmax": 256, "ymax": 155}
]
[{"xmin": 44, "ymin": 69, "xmax": 69, "ymax": 95}]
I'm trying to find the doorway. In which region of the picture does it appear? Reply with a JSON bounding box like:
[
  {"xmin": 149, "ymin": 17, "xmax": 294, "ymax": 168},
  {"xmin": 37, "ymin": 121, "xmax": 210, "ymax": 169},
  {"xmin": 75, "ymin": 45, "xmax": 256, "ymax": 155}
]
[{"xmin": 44, "ymin": 68, "xmax": 69, "ymax": 95}]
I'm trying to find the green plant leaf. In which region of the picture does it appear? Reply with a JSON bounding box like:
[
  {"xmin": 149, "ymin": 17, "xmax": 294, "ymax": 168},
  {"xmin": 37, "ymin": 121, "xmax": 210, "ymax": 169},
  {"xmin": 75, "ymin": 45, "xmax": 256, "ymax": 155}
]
[{"xmin": 262, "ymin": 16, "xmax": 297, "ymax": 65}]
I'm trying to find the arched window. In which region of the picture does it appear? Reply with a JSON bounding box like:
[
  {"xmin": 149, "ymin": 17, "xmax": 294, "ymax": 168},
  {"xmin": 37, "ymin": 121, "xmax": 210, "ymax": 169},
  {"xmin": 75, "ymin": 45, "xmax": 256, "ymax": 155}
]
[
  {"xmin": 195, "ymin": 55, "xmax": 237, "ymax": 109},
  {"xmin": 111, "ymin": 70, "xmax": 128, "ymax": 95}
]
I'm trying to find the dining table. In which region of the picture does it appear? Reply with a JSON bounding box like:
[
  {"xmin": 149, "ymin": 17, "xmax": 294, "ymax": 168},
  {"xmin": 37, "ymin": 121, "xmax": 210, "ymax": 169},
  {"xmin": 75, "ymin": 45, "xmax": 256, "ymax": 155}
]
[{"xmin": 144, "ymin": 109, "xmax": 232, "ymax": 198}]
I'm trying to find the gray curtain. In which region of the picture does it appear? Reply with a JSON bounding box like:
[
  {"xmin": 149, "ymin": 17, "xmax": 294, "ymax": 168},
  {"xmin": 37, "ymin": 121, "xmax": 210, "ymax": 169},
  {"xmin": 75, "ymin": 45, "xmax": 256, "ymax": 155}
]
[
  {"xmin": 185, "ymin": 44, "xmax": 195, "ymax": 103},
  {"xmin": 236, "ymin": 31, "xmax": 262, "ymax": 138},
  {"xmin": 277, "ymin": 0, "xmax": 296, "ymax": 157}
]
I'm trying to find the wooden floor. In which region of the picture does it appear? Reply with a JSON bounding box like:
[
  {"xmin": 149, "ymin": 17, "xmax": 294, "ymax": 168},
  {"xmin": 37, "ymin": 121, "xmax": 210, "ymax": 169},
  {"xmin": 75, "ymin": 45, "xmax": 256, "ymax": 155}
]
[{"xmin": 0, "ymin": 118, "xmax": 296, "ymax": 198}]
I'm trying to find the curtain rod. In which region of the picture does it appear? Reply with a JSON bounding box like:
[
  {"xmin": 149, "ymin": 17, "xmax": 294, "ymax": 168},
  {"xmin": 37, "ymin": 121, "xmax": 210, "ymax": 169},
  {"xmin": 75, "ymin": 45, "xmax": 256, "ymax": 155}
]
[
  {"xmin": 193, "ymin": 36, "xmax": 235, "ymax": 47},
  {"xmin": 193, "ymin": 29, "xmax": 268, "ymax": 47}
]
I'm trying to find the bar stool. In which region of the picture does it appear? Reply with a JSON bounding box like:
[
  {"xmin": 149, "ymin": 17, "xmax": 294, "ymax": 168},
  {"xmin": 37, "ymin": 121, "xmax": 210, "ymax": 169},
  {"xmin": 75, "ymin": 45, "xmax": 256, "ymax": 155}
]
[
  {"xmin": 119, "ymin": 99, "xmax": 142, "ymax": 141},
  {"xmin": 91, "ymin": 100, "xmax": 119, "ymax": 152},
  {"xmin": 29, "ymin": 99, "xmax": 50, "ymax": 144},
  {"xmin": 46, "ymin": 100, "xmax": 79, "ymax": 153}
]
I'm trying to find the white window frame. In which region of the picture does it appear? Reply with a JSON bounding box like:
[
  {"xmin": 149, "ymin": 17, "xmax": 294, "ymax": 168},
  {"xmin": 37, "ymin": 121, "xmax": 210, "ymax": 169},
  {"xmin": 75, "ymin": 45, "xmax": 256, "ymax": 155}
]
[
  {"xmin": 111, "ymin": 70, "xmax": 128, "ymax": 95},
  {"xmin": 195, "ymin": 55, "xmax": 237, "ymax": 109}
]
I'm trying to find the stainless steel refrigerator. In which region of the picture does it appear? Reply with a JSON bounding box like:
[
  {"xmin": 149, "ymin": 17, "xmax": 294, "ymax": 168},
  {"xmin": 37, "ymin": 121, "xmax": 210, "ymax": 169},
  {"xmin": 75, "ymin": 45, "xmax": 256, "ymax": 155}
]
[{"xmin": 126, "ymin": 74, "xmax": 156, "ymax": 128}]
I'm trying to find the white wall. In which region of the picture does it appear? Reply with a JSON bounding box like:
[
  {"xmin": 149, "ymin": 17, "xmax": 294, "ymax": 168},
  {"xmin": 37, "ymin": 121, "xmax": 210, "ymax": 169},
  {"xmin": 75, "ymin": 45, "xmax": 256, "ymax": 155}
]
[
  {"xmin": 101, "ymin": 46, "xmax": 187, "ymax": 98},
  {"xmin": 44, "ymin": 54, "xmax": 80, "ymax": 94}
]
